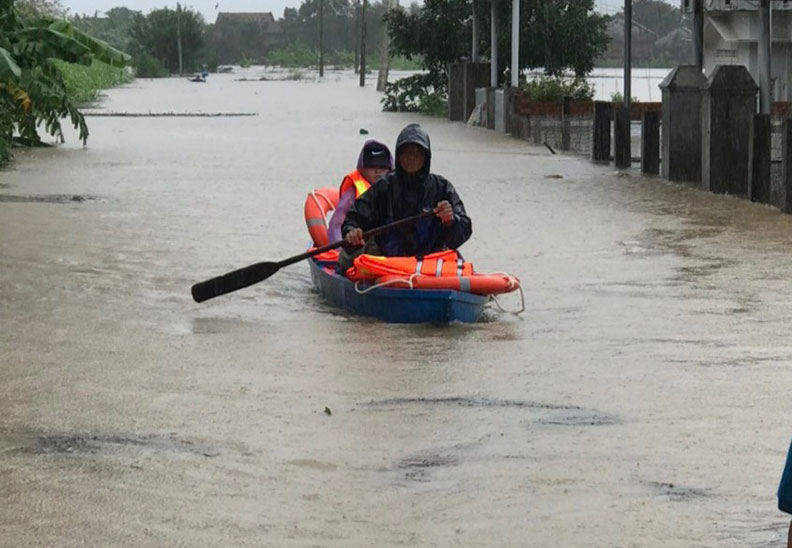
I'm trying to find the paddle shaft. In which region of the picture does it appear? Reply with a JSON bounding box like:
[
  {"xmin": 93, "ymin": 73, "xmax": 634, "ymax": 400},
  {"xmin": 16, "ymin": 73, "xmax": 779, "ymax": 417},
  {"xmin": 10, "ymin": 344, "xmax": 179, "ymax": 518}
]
[{"xmin": 191, "ymin": 210, "xmax": 435, "ymax": 302}]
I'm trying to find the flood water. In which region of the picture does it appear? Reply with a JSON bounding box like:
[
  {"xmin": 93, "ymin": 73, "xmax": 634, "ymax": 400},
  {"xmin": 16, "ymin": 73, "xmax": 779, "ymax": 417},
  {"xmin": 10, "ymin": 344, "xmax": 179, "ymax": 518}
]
[{"xmin": 1, "ymin": 67, "xmax": 791, "ymax": 547}]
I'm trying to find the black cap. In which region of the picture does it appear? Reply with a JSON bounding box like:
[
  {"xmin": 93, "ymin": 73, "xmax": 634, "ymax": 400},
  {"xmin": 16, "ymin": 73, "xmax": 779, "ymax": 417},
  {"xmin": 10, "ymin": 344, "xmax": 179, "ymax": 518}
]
[{"xmin": 362, "ymin": 145, "xmax": 391, "ymax": 168}]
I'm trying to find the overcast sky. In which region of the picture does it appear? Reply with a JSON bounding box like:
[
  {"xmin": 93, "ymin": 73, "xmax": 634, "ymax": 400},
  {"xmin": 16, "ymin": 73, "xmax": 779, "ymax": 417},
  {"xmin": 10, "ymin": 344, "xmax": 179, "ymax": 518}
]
[{"xmin": 61, "ymin": 0, "xmax": 669, "ymax": 24}]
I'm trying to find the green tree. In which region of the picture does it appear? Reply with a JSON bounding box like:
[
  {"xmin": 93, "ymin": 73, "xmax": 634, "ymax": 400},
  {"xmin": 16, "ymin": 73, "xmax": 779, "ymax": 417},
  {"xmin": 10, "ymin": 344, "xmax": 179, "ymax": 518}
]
[
  {"xmin": 128, "ymin": 6, "xmax": 205, "ymax": 74},
  {"xmin": 14, "ymin": 0, "xmax": 67, "ymax": 18},
  {"xmin": 383, "ymin": 0, "xmax": 607, "ymax": 112},
  {"xmin": 0, "ymin": 0, "xmax": 129, "ymax": 166},
  {"xmin": 631, "ymin": 0, "xmax": 684, "ymax": 38},
  {"xmin": 71, "ymin": 7, "xmax": 140, "ymax": 52},
  {"xmin": 280, "ymin": 0, "xmax": 389, "ymax": 65},
  {"xmin": 509, "ymin": 0, "xmax": 609, "ymax": 77}
]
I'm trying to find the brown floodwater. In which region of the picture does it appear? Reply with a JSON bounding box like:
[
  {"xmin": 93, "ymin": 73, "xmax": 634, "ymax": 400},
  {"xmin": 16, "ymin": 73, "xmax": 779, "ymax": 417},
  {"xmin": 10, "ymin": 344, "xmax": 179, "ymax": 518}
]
[{"xmin": 1, "ymin": 67, "xmax": 791, "ymax": 547}]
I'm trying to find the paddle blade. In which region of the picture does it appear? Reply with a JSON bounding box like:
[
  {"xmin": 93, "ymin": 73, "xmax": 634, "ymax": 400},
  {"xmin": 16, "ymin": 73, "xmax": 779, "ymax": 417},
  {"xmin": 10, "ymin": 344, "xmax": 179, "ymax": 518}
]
[{"xmin": 191, "ymin": 261, "xmax": 280, "ymax": 303}]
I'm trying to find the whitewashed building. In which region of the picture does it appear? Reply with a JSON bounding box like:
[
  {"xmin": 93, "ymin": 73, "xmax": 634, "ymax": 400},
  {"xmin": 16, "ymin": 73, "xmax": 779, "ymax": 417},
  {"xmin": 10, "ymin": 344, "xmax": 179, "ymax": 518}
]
[{"xmin": 683, "ymin": 0, "xmax": 792, "ymax": 100}]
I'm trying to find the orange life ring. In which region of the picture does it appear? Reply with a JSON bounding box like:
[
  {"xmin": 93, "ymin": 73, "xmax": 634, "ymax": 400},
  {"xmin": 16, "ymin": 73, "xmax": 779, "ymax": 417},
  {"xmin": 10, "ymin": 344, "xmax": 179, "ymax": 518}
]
[
  {"xmin": 376, "ymin": 273, "xmax": 520, "ymax": 295},
  {"xmin": 304, "ymin": 187, "xmax": 339, "ymax": 247}
]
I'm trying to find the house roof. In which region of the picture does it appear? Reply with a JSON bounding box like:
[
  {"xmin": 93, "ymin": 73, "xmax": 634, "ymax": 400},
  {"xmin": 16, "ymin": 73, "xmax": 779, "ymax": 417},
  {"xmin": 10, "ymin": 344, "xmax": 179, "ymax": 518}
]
[{"xmin": 215, "ymin": 12, "xmax": 275, "ymax": 25}]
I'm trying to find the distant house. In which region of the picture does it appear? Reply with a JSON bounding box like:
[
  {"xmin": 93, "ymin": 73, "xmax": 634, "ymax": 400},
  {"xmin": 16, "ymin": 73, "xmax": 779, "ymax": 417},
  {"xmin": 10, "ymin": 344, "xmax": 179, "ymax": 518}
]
[
  {"xmin": 213, "ymin": 12, "xmax": 283, "ymax": 64},
  {"xmin": 605, "ymin": 13, "xmax": 659, "ymax": 60}
]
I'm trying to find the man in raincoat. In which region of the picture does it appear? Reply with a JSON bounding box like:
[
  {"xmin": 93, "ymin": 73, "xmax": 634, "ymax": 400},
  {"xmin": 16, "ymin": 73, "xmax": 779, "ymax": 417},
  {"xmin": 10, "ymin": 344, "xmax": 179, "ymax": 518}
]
[{"xmin": 340, "ymin": 123, "xmax": 472, "ymax": 270}]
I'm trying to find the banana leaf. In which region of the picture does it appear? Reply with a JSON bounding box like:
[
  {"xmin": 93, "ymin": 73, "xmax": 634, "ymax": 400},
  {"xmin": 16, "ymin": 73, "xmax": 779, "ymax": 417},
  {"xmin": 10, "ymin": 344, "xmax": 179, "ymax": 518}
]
[
  {"xmin": 0, "ymin": 46, "xmax": 21, "ymax": 79},
  {"xmin": 46, "ymin": 19, "xmax": 129, "ymax": 67}
]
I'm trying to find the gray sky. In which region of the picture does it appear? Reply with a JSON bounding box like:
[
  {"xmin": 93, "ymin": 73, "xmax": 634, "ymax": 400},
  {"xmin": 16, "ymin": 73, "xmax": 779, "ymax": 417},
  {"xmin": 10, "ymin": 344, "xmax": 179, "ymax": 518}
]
[
  {"xmin": 62, "ymin": 1, "xmax": 304, "ymax": 22},
  {"xmin": 61, "ymin": 0, "xmax": 668, "ymax": 24}
]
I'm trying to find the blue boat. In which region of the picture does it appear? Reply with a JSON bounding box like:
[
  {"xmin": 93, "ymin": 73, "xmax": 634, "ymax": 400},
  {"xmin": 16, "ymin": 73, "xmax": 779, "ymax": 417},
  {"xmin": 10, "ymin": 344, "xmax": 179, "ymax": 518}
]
[{"xmin": 309, "ymin": 257, "xmax": 488, "ymax": 324}]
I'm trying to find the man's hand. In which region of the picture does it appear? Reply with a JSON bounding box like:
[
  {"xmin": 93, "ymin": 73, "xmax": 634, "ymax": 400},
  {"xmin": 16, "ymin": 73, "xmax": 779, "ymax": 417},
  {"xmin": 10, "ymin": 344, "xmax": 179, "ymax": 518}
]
[
  {"xmin": 434, "ymin": 201, "xmax": 454, "ymax": 225},
  {"xmin": 344, "ymin": 228, "xmax": 365, "ymax": 247}
]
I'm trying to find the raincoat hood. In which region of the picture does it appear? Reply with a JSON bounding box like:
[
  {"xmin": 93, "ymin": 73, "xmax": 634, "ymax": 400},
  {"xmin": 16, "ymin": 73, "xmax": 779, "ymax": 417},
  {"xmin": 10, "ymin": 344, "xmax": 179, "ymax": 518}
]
[{"xmin": 395, "ymin": 123, "xmax": 432, "ymax": 177}]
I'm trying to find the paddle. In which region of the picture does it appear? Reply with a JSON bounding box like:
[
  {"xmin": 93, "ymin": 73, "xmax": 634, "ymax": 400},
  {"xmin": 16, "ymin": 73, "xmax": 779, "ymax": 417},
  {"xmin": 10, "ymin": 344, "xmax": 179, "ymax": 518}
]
[{"xmin": 191, "ymin": 210, "xmax": 436, "ymax": 303}]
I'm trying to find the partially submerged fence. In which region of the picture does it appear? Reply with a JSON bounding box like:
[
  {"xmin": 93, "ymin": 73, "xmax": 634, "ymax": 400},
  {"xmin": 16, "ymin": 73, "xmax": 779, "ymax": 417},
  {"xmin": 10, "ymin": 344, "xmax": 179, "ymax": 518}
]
[{"xmin": 455, "ymin": 63, "xmax": 792, "ymax": 215}]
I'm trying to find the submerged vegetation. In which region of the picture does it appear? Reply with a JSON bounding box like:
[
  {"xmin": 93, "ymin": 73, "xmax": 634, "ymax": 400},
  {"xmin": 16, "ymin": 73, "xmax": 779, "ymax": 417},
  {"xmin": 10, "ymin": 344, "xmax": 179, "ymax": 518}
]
[{"xmin": 55, "ymin": 59, "xmax": 132, "ymax": 104}]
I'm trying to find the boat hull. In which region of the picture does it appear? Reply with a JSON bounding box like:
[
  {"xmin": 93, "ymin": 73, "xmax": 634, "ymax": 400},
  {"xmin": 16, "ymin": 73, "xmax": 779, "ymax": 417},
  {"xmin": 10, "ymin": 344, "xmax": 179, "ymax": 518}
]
[{"xmin": 309, "ymin": 259, "xmax": 487, "ymax": 324}]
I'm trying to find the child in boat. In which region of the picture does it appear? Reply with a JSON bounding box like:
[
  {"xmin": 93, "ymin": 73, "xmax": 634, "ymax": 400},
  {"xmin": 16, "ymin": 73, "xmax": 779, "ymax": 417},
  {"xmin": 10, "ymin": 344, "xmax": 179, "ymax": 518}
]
[
  {"xmin": 327, "ymin": 140, "xmax": 393, "ymax": 243},
  {"xmin": 340, "ymin": 123, "xmax": 471, "ymax": 271},
  {"xmin": 779, "ymin": 438, "xmax": 792, "ymax": 547}
]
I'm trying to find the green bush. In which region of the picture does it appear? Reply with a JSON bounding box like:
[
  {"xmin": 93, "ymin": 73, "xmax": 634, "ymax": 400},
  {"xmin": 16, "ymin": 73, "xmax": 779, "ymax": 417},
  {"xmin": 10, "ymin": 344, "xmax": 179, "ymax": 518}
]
[
  {"xmin": 381, "ymin": 72, "xmax": 447, "ymax": 116},
  {"xmin": 609, "ymin": 91, "xmax": 639, "ymax": 103},
  {"xmin": 132, "ymin": 52, "xmax": 169, "ymax": 78},
  {"xmin": 262, "ymin": 44, "xmax": 316, "ymax": 67},
  {"xmin": 520, "ymin": 76, "xmax": 595, "ymax": 102}
]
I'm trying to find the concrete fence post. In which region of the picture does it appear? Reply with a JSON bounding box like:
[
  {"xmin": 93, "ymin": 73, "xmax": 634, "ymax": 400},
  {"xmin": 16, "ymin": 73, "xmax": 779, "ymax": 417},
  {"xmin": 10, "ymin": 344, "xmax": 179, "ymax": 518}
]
[
  {"xmin": 641, "ymin": 111, "xmax": 660, "ymax": 175},
  {"xmin": 659, "ymin": 65, "xmax": 707, "ymax": 183},
  {"xmin": 486, "ymin": 87, "xmax": 496, "ymax": 130},
  {"xmin": 561, "ymin": 96, "xmax": 571, "ymax": 151},
  {"xmin": 748, "ymin": 113, "xmax": 771, "ymax": 204},
  {"xmin": 448, "ymin": 62, "xmax": 490, "ymax": 122},
  {"xmin": 592, "ymin": 101, "xmax": 612, "ymax": 162},
  {"xmin": 701, "ymin": 65, "xmax": 758, "ymax": 196},
  {"xmin": 781, "ymin": 119, "xmax": 792, "ymax": 213},
  {"xmin": 614, "ymin": 106, "xmax": 631, "ymax": 168}
]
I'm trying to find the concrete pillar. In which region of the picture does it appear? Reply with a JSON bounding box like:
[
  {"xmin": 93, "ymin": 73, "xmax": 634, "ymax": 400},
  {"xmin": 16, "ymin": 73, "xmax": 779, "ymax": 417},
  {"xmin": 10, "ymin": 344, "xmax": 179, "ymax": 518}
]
[
  {"xmin": 614, "ymin": 106, "xmax": 631, "ymax": 168},
  {"xmin": 592, "ymin": 100, "xmax": 612, "ymax": 163},
  {"xmin": 659, "ymin": 65, "xmax": 707, "ymax": 182},
  {"xmin": 495, "ymin": 88, "xmax": 506, "ymax": 133},
  {"xmin": 701, "ymin": 65, "xmax": 759, "ymax": 196},
  {"xmin": 505, "ymin": 88, "xmax": 526, "ymax": 137},
  {"xmin": 748, "ymin": 113, "xmax": 771, "ymax": 204},
  {"xmin": 781, "ymin": 119, "xmax": 792, "ymax": 213},
  {"xmin": 641, "ymin": 111, "xmax": 660, "ymax": 175},
  {"xmin": 486, "ymin": 87, "xmax": 496, "ymax": 130}
]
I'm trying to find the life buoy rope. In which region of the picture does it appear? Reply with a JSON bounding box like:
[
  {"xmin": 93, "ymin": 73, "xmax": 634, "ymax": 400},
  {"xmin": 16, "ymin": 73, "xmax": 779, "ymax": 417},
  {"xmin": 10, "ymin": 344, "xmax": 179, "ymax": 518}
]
[
  {"xmin": 488, "ymin": 287, "xmax": 525, "ymax": 316},
  {"xmin": 354, "ymin": 273, "xmax": 420, "ymax": 294},
  {"xmin": 354, "ymin": 272, "xmax": 525, "ymax": 316},
  {"xmin": 308, "ymin": 190, "xmax": 336, "ymax": 227}
]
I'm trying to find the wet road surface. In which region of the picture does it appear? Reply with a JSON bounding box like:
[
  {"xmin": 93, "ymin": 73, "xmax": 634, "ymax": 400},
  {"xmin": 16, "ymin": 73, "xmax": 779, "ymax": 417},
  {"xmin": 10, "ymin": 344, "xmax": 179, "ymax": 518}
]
[{"xmin": 1, "ymin": 68, "xmax": 791, "ymax": 547}]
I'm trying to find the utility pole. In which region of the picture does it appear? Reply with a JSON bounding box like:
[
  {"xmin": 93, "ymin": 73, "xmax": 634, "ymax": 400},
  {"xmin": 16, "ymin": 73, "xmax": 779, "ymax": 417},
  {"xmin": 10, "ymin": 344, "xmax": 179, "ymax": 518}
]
[
  {"xmin": 359, "ymin": 0, "xmax": 367, "ymax": 86},
  {"xmin": 471, "ymin": 0, "xmax": 478, "ymax": 62},
  {"xmin": 354, "ymin": 0, "xmax": 360, "ymax": 72},
  {"xmin": 376, "ymin": 0, "xmax": 398, "ymax": 91},
  {"xmin": 759, "ymin": 0, "xmax": 771, "ymax": 113},
  {"xmin": 319, "ymin": 0, "xmax": 324, "ymax": 77},
  {"xmin": 623, "ymin": 0, "xmax": 631, "ymax": 112},
  {"xmin": 176, "ymin": 2, "xmax": 183, "ymax": 76},
  {"xmin": 614, "ymin": 0, "xmax": 632, "ymax": 168},
  {"xmin": 510, "ymin": 0, "xmax": 519, "ymax": 87},
  {"xmin": 490, "ymin": 0, "xmax": 497, "ymax": 87},
  {"xmin": 693, "ymin": 0, "xmax": 703, "ymax": 71}
]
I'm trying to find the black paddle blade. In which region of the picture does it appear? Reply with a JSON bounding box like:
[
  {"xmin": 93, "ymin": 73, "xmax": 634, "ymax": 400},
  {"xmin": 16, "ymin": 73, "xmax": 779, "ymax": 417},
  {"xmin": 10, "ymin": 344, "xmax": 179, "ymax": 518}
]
[{"xmin": 191, "ymin": 261, "xmax": 280, "ymax": 303}]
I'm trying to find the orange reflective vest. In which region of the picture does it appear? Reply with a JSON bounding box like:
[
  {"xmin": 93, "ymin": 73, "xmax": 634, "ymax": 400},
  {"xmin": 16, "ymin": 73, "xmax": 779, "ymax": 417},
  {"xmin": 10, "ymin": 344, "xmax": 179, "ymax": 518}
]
[
  {"xmin": 339, "ymin": 170, "xmax": 371, "ymax": 199},
  {"xmin": 347, "ymin": 249, "xmax": 473, "ymax": 281}
]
